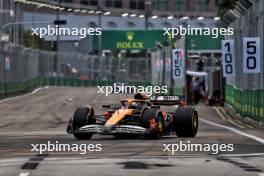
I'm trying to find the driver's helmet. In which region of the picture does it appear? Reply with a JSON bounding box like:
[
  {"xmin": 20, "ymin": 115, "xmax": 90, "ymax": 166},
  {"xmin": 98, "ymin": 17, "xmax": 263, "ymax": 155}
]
[
  {"xmin": 130, "ymin": 102, "xmax": 141, "ymax": 109},
  {"xmin": 134, "ymin": 93, "xmax": 149, "ymax": 100}
]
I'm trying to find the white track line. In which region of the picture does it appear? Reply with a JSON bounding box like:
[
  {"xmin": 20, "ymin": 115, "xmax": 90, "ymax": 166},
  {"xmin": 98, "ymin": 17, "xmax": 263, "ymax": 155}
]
[
  {"xmin": 200, "ymin": 118, "xmax": 264, "ymax": 144},
  {"xmin": 0, "ymin": 87, "xmax": 43, "ymax": 104},
  {"xmin": 19, "ymin": 172, "xmax": 30, "ymax": 176},
  {"xmin": 221, "ymin": 153, "xmax": 264, "ymax": 157},
  {"xmin": 31, "ymin": 87, "xmax": 42, "ymax": 94}
]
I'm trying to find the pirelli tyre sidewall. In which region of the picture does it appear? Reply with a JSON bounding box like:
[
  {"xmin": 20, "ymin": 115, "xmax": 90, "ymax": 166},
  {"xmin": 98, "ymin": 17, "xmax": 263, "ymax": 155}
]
[
  {"xmin": 174, "ymin": 106, "xmax": 198, "ymax": 137},
  {"xmin": 72, "ymin": 106, "xmax": 95, "ymax": 140},
  {"xmin": 141, "ymin": 108, "xmax": 164, "ymax": 139}
]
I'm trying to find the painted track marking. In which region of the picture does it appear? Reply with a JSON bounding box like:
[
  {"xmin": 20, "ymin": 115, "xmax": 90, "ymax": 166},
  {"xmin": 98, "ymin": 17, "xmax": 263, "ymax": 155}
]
[
  {"xmin": 213, "ymin": 106, "xmax": 227, "ymax": 120},
  {"xmin": 213, "ymin": 106, "xmax": 245, "ymax": 128},
  {"xmin": 214, "ymin": 106, "xmax": 254, "ymax": 129},
  {"xmin": 19, "ymin": 172, "xmax": 30, "ymax": 176},
  {"xmin": 0, "ymin": 87, "xmax": 43, "ymax": 104},
  {"xmin": 200, "ymin": 118, "xmax": 264, "ymax": 144},
  {"xmin": 221, "ymin": 153, "xmax": 264, "ymax": 157},
  {"xmin": 218, "ymin": 106, "xmax": 254, "ymax": 129}
]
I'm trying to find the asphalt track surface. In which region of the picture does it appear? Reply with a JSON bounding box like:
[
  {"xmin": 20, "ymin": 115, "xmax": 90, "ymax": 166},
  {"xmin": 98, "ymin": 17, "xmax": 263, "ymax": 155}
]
[{"xmin": 0, "ymin": 87, "xmax": 263, "ymax": 176}]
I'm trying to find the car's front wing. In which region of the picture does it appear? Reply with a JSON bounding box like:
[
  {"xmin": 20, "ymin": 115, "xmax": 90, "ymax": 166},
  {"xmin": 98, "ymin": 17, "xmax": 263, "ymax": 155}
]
[{"xmin": 77, "ymin": 125, "xmax": 149, "ymax": 135}]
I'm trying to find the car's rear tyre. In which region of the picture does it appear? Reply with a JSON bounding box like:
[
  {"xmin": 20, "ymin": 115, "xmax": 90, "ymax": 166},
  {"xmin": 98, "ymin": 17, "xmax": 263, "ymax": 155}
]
[
  {"xmin": 141, "ymin": 108, "xmax": 164, "ymax": 139},
  {"xmin": 174, "ymin": 107, "xmax": 198, "ymax": 137},
  {"xmin": 72, "ymin": 107, "xmax": 95, "ymax": 140}
]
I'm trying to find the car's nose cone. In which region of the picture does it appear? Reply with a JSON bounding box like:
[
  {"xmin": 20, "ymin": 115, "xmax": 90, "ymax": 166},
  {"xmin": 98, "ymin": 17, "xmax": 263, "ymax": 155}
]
[{"xmin": 102, "ymin": 125, "xmax": 112, "ymax": 134}]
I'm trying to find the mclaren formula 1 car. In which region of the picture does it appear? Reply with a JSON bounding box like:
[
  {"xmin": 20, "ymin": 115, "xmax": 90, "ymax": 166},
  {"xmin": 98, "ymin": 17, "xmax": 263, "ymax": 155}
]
[{"xmin": 67, "ymin": 94, "xmax": 198, "ymax": 139}]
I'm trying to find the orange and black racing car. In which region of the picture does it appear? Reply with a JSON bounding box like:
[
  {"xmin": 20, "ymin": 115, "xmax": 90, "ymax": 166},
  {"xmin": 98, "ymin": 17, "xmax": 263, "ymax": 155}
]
[{"xmin": 67, "ymin": 94, "xmax": 198, "ymax": 139}]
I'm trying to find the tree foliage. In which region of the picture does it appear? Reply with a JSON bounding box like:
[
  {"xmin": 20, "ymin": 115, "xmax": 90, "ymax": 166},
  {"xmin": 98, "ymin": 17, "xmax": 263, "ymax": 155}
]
[{"xmin": 22, "ymin": 30, "xmax": 52, "ymax": 50}]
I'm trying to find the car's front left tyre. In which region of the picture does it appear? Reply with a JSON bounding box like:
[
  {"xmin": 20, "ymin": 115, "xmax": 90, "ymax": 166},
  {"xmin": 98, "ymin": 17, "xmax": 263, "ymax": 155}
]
[{"xmin": 72, "ymin": 107, "xmax": 95, "ymax": 140}]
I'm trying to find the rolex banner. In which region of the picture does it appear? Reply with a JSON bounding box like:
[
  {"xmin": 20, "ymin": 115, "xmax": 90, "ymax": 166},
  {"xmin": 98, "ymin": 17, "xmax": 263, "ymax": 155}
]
[{"xmin": 94, "ymin": 30, "xmax": 167, "ymax": 50}]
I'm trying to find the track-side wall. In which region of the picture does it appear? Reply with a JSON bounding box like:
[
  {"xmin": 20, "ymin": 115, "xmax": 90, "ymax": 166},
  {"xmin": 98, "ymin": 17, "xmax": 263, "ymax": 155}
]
[{"xmin": 225, "ymin": 0, "xmax": 264, "ymax": 122}]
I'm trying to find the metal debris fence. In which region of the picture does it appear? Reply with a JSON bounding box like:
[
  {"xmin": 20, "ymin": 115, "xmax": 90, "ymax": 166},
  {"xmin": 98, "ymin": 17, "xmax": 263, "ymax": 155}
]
[
  {"xmin": 0, "ymin": 42, "xmax": 151, "ymax": 97},
  {"xmin": 225, "ymin": 0, "xmax": 264, "ymax": 121}
]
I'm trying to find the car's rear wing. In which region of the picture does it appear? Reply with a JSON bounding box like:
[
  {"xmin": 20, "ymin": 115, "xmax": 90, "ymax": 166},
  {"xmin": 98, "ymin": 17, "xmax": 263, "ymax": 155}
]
[{"xmin": 150, "ymin": 96, "xmax": 185, "ymax": 106}]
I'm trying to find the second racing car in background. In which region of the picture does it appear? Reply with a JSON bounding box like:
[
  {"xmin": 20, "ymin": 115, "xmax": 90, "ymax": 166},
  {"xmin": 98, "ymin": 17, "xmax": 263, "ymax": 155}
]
[{"xmin": 67, "ymin": 93, "xmax": 198, "ymax": 139}]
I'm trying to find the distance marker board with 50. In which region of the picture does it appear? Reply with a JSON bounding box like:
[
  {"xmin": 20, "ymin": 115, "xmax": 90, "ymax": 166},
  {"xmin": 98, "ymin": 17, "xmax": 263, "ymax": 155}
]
[{"xmin": 243, "ymin": 37, "xmax": 261, "ymax": 73}]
